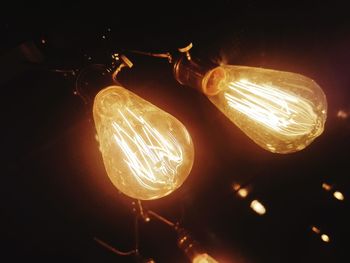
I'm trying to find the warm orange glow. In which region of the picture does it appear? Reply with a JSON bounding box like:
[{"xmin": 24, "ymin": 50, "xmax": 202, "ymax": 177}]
[
  {"xmin": 203, "ymin": 66, "xmax": 327, "ymax": 153},
  {"xmin": 311, "ymin": 226, "xmax": 321, "ymax": 234},
  {"xmin": 321, "ymin": 234, "xmax": 330, "ymax": 243},
  {"xmin": 232, "ymin": 183, "xmax": 241, "ymax": 191},
  {"xmin": 250, "ymin": 200, "xmax": 266, "ymax": 215},
  {"xmin": 322, "ymin": 183, "xmax": 332, "ymax": 191},
  {"xmin": 333, "ymin": 191, "xmax": 344, "ymax": 201},
  {"xmin": 192, "ymin": 253, "xmax": 219, "ymax": 263},
  {"xmin": 93, "ymin": 86, "xmax": 194, "ymax": 200},
  {"xmin": 337, "ymin": 110, "xmax": 348, "ymax": 119}
]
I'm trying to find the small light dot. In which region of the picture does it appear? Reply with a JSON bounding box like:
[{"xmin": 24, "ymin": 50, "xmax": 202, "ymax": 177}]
[
  {"xmin": 178, "ymin": 236, "xmax": 187, "ymax": 245},
  {"xmin": 102, "ymin": 35, "xmax": 106, "ymax": 39},
  {"xmin": 337, "ymin": 110, "xmax": 348, "ymax": 119},
  {"xmin": 237, "ymin": 188, "xmax": 249, "ymax": 198},
  {"xmin": 88, "ymin": 56, "xmax": 92, "ymax": 60},
  {"xmin": 232, "ymin": 183, "xmax": 241, "ymax": 191},
  {"xmin": 41, "ymin": 39, "xmax": 46, "ymax": 44},
  {"xmin": 311, "ymin": 226, "xmax": 321, "ymax": 234},
  {"xmin": 322, "ymin": 183, "xmax": 332, "ymax": 191},
  {"xmin": 321, "ymin": 234, "xmax": 330, "ymax": 243},
  {"xmin": 333, "ymin": 191, "xmax": 344, "ymax": 201},
  {"xmin": 145, "ymin": 217, "xmax": 150, "ymax": 222}
]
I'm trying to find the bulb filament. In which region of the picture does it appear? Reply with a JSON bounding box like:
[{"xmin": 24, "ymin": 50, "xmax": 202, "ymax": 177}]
[
  {"xmin": 111, "ymin": 107, "xmax": 183, "ymax": 191},
  {"xmin": 224, "ymin": 79, "xmax": 318, "ymax": 137}
]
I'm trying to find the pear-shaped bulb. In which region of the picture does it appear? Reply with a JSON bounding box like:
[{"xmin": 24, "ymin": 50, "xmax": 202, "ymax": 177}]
[
  {"xmin": 192, "ymin": 253, "xmax": 218, "ymax": 263},
  {"xmin": 93, "ymin": 86, "xmax": 194, "ymax": 200},
  {"xmin": 201, "ymin": 65, "xmax": 327, "ymax": 153}
]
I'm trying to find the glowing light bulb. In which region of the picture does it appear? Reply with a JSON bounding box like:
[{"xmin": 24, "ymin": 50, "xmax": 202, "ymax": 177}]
[
  {"xmin": 193, "ymin": 253, "xmax": 219, "ymax": 263},
  {"xmin": 93, "ymin": 86, "xmax": 194, "ymax": 200},
  {"xmin": 203, "ymin": 66, "xmax": 327, "ymax": 153},
  {"xmin": 174, "ymin": 58, "xmax": 327, "ymax": 153}
]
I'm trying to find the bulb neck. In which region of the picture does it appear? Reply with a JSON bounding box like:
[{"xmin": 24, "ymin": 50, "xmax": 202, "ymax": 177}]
[
  {"xmin": 173, "ymin": 56, "xmax": 217, "ymax": 93},
  {"xmin": 177, "ymin": 229, "xmax": 203, "ymax": 261},
  {"xmin": 74, "ymin": 65, "xmax": 116, "ymax": 106}
]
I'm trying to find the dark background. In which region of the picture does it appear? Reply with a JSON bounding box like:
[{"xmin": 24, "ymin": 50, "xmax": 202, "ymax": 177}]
[{"xmin": 1, "ymin": 1, "xmax": 350, "ymax": 262}]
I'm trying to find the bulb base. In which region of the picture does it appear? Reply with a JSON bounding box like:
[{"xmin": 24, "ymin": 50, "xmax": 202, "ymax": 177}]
[{"xmin": 173, "ymin": 56, "xmax": 217, "ymax": 93}]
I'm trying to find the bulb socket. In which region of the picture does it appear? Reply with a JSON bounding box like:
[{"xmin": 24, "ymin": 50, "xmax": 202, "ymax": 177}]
[
  {"xmin": 177, "ymin": 229, "xmax": 203, "ymax": 261},
  {"xmin": 173, "ymin": 56, "xmax": 217, "ymax": 93}
]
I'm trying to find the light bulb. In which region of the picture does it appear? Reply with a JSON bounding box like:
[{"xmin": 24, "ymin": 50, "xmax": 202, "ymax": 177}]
[
  {"xmin": 192, "ymin": 253, "xmax": 218, "ymax": 263},
  {"xmin": 177, "ymin": 229, "xmax": 219, "ymax": 263},
  {"xmin": 174, "ymin": 58, "xmax": 327, "ymax": 153},
  {"xmin": 93, "ymin": 86, "xmax": 194, "ymax": 200}
]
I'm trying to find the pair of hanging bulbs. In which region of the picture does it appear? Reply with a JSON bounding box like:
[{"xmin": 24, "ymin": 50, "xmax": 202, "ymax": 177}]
[{"xmin": 93, "ymin": 46, "xmax": 327, "ymax": 200}]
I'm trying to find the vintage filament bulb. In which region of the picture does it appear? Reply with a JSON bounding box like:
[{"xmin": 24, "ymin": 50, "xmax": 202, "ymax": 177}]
[
  {"xmin": 93, "ymin": 85, "xmax": 194, "ymax": 200},
  {"xmin": 174, "ymin": 47, "xmax": 327, "ymax": 153}
]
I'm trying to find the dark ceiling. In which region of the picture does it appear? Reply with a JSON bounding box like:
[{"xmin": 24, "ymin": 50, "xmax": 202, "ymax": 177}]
[{"xmin": 1, "ymin": 1, "xmax": 350, "ymax": 262}]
